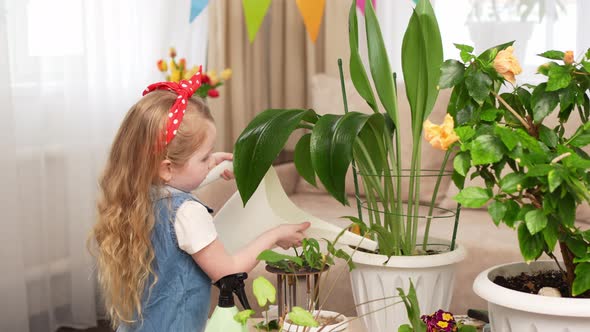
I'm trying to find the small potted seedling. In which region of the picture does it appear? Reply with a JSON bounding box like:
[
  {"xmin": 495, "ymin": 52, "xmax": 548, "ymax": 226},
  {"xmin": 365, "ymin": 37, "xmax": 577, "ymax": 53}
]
[{"xmin": 256, "ymin": 236, "xmax": 354, "ymax": 331}]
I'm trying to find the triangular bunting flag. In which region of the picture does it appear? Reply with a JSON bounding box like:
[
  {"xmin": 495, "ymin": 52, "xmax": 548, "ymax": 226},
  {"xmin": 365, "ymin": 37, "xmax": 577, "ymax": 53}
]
[
  {"xmin": 242, "ymin": 0, "xmax": 272, "ymax": 43},
  {"xmin": 295, "ymin": 0, "xmax": 326, "ymax": 43},
  {"xmin": 190, "ymin": 0, "xmax": 209, "ymax": 23},
  {"xmin": 356, "ymin": 0, "xmax": 377, "ymax": 15}
]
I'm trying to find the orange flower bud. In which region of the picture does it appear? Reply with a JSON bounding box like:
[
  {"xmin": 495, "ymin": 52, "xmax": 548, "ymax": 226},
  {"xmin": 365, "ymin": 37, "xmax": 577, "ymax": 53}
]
[
  {"xmin": 563, "ymin": 50, "xmax": 574, "ymax": 65},
  {"xmin": 493, "ymin": 46, "xmax": 522, "ymax": 85},
  {"xmin": 157, "ymin": 59, "xmax": 167, "ymax": 72},
  {"xmin": 169, "ymin": 47, "xmax": 177, "ymax": 58},
  {"xmin": 423, "ymin": 114, "xmax": 459, "ymax": 151},
  {"xmin": 179, "ymin": 58, "xmax": 186, "ymax": 69}
]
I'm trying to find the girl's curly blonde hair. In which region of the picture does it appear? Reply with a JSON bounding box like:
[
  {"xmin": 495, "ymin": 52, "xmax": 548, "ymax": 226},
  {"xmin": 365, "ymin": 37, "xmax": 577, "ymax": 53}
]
[{"xmin": 89, "ymin": 91, "xmax": 213, "ymax": 327}]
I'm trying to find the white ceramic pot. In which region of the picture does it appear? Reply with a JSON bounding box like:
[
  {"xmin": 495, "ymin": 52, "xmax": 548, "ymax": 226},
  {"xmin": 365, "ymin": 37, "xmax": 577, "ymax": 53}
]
[
  {"xmin": 347, "ymin": 239, "xmax": 466, "ymax": 332},
  {"xmin": 282, "ymin": 310, "xmax": 348, "ymax": 332},
  {"xmin": 473, "ymin": 261, "xmax": 590, "ymax": 332}
]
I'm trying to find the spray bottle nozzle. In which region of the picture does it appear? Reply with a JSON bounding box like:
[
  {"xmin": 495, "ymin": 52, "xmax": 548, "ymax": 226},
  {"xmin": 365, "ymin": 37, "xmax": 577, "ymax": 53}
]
[{"xmin": 213, "ymin": 272, "xmax": 251, "ymax": 310}]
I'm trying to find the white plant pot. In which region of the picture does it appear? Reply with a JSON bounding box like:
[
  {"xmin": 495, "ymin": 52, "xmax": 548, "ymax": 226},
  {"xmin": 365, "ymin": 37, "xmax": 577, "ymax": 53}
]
[
  {"xmin": 473, "ymin": 261, "xmax": 590, "ymax": 332},
  {"xmin": 282, "ymin": 310, "xmax": 348, "ymax": 332},
  {"xmin": 347, "ymin": 239, "xmax": 466, "ymax": 332}
]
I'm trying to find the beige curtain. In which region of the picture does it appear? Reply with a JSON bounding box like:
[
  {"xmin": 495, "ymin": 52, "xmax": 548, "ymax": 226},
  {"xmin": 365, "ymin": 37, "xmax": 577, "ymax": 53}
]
[{"xmin": 207, "ymin": 0, "xmax": 352, "ymax": 151}]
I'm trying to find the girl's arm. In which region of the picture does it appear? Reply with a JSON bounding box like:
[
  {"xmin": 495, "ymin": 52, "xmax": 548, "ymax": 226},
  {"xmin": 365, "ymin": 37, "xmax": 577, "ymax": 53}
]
[{"xmin": 191, "ymin": 222, "xmax": 310, "ymax": 282}]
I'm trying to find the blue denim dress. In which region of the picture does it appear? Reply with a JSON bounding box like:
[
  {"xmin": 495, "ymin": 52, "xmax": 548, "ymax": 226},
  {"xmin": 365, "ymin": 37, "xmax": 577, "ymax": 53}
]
[{"xmin": 118, "ymin": 186, "xmax": 214, "ymax": 332}]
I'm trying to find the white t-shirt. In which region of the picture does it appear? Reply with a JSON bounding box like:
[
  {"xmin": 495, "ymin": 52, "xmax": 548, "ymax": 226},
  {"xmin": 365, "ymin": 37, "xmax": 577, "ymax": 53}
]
[{"xmin": 174, "ymin": 200, "xmax": 218, "ymax": 255}]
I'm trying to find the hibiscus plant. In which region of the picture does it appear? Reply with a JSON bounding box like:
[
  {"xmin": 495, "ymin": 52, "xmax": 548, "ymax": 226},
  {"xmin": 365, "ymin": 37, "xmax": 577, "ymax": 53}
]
[
  {"xmin": 233, "ymin": 0, "xmax": 456, "ymax": 258},
  {"xmin": 442, "ymin": 43, "xmax": 590, "ymax": 296}
]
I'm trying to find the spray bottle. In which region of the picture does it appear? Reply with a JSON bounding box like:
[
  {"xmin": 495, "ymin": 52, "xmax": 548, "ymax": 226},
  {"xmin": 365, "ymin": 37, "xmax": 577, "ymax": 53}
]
[{"xmin": 205, "ymin": 272, "xmax": 251, "ymax": 332}]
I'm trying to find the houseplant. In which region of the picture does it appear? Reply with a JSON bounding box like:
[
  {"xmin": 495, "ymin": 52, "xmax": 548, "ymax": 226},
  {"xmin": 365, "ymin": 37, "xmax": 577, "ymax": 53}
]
[
  {"xmin": 441, "ymin": 40, "xmax": 590, "ymax": 329},
  {"xmin": 233, "ymin": 0, "xmax": 465, "ymax": 330}
]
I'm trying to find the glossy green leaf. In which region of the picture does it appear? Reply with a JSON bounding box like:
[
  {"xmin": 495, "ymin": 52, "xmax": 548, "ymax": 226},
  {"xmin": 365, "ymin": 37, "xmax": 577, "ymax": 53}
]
[
  {"xmin": 518, "ymin": 222, "xmax": 544, "ymax": 262},
  {"xmin": 557, "ymin": 196, "xmax": 576, "ymax": 227},
  {"xmin": 572, "ymin": 263, "xmax": 590, "ymax": 296},
  {"xmin": 488, "ymin": 200, "xmax": 507, "ymax": 226},
  {"xmin": 454, "ymin": 187, "xmax": 491, "ymax": 208},
  {"xmin": 465, "ymin": 70, "xmax": 492, "ymax": 105},
  {"xmin": 402, "ymin": 0, "xmax": 443, "ymax": 136},
  {"xmin": 439, "ymin": 60, "xmax": 465, "ymax": 89},
  {"xmin": 453, "ymin": 152, "xmax": 471, "ymax": 176},
  {"xmin": 542, "ymin": 218, "xmax": 559, "ymax": 252},
  {"xmin": 500, "ymin": 173, "xmax": 526, "ymax": 194},
  {"xmin": 525, "ymin": 209, "xmax": 548, "ymax": 235},
  {"xmin": 234, "ymin": 309, "xmax": 255, "ymax": 325},
  {"xmin": 349, "ymin": 0, "xmax": 378, "ymax": 113},
  {"xmin": 396, "ymin": 280, "xmax": 426, "ymax": 332},
  {"xmin": 537, "ymin": 50, "xmax": 565, "ymax": 60},
  {"xmin": 460, "ymin": 326, "xmax": 478, "ymax": 332},
  {"xmin": 477, "ymin": 41, "xmax": 515, "ymax": 63},
  {"xmin": 494, "ymin": 126, "xmax": 520, "ymax": 151},
  {"xmin": 454, "ymin": 43, "xmax": 474, "ymax": 53},
  {"xmin": 566, "ymin": 238, "xmax": 587, "ymax": 257},
  {"xmin": 503, "ymin": 200, "xmax": 520, "ymax": 228},
  {"xmin": 257, "ymin": 250, "xmax": 303, "ymax": 267},
  {"xmin": 288, "ymin": 307, "xmax": 319, "ymax": 327},
  {"xmin": 310, "ymin": 112, "xmax": 382, "ymax": 205},
  {"xmin": 398, "ymin": 325, "xmax": 413, "ymax": 332},
  {"xmin": 235, "ymin": 109, "xmax": 316, "ymax": 205},
  {"xmin": 546, "ymin": 65, "xmax": 571, "ymax": 92},
  {"xmin": 470, "ymin": 135, "xmax": 506, "ymax": 165},
  {"xmin": 568, "ymin": 122, "xmax": 590, "ymax": 147},
  {"xmin": 294, "ymin": 134, "xmax": 316, "ymax": 187},
  {"xmin": 455, "ymin": 126, "xmax": 476, "ymax": 141},
  {"xmin": 548, "ymin": 169, "xmax": 564, "ymax": 192},
  {"xmin": 480, "ymin": 108, "xmax": 503, "ymax": 121},
  {"xmin": 365, "ymin": 0, "xmax": 398, "ymax": 124},
  {"xmin": 538, "ymin": 125, "xmax": 558, "ymax": 148},
  {"xmin": 532, "ymin": 83, "xmax": 559, "ymax": 123}
]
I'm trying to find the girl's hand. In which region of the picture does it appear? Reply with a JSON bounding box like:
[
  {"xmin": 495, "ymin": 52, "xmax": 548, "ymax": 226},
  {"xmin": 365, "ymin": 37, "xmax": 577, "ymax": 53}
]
[
  {"xmin": 275, "ymin": 222, "xmax": 311, "ymax": 250},
  {"xmin": 211, "ymin": 152, "xmax": 234, "ymax": 180}
]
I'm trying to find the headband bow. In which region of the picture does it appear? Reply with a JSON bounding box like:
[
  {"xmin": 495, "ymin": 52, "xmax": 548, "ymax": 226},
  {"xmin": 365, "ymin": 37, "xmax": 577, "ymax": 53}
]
[{"xmin": 142, "ymin": 66, "xmax": 203, "ymax": 144}]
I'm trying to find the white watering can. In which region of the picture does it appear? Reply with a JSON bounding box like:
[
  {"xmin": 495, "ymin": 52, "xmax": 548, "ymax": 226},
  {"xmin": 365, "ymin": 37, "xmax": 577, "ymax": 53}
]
[{"xmin": 199, "ymin": 161, "xmax": 377, "ymax": 254}]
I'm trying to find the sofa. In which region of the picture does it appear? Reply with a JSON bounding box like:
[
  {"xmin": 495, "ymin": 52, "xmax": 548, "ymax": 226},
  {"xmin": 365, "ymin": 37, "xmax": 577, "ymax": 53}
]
[{"xmin": 196, "ymin": 74, "xmax": 589, "ymax": 318}]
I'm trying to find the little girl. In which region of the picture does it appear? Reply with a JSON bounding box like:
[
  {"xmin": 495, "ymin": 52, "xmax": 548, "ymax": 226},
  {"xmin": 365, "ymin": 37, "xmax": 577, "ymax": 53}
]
[{"xmin": 91, "ymin": 69, "xmax": 309, "ymax": 332}]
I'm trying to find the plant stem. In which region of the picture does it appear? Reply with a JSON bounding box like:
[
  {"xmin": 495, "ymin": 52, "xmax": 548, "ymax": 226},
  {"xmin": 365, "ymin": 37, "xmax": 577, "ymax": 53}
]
[
  {"xmin": 422, "ymin": 149, "xmax": 452, "ymax": 250},
  {"xmin": 558, "ymin": 240, "xmax": 576, "ymax": 296},
  {"xmin": 492, "ymin": 91, "xmax": 531, "ymax": 130},
  {"xmin": 337, "ymin": 58, "xmax": 364, "ymax": 224}
]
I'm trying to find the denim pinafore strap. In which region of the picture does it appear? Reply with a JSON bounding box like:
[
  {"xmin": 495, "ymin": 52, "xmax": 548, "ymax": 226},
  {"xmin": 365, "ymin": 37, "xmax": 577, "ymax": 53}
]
[{"xmin": 118, "ymin": 186, "xmax": 214, "ymax": 332}]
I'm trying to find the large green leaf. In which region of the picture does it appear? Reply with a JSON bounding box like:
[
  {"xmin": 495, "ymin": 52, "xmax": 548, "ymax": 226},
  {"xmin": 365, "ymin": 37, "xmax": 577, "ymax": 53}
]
[
  {"xmin": 234, "ymin": 109, "xmax": 316, "ymax": 204},
  {"xmin": 572, "ymin": 262, "xmax": 590, "ymax": 296},
  {"xmin": 402, "ymin": 0, "xmax": 443, "ymax": 137},
  {"xmin": 518, "ymin": 222, "xmax": 544, "ymax": 262},
  {"xmin": 294, "ymin": 134, "xmax": 316, "ymax": 187},
  {"xmin": 465, "ymin": 69, "xmax": 492, "ymax": 105},
  {"xmin": 488, "ymin": 200, "xmax": 507, "ymax": 226},
  {"xmin": 396, "ymin": 280, "xmax": 426, "ymax": 332},
  {"xmin": 310, "ymin": 112, "xmax": 381, "ymax": 205},
  {"xmin": 454, "ymin": 187, "xmax": 491, "ymax": 208},
  {"xmin": 364, "ymin": 0, "xmax": 398, "ymax": 124},
  {"xmin": 532, "ymin": 83, "xmax": 559, "ymax": 123},
  {"xmin": 500, "ymin": 173, "xmax": 526, "ymax": 194},
  {"xmin": 453, "ymin": 151, "xmax": 471, "ymax": 176},
  {"xmin": 470, "ymin": 134, "xmax": 506, "ymax": 165},
  {"xmin": 439, "ymin": 60, "xmax": 465, "ymax": 89},
  {"xmin": 524, "ymin": 209, "xmax": 548, "ymax": 235},
  {"xmin": 349, "ymin": 0, "xmax": 378, "ymax": 113}
]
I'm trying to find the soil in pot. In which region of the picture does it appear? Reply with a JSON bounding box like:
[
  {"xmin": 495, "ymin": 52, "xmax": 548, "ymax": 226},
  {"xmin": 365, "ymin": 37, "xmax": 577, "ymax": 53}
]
[{"xmin": 493, "ymin": 270, "xmax": 571, "ymax": 297}]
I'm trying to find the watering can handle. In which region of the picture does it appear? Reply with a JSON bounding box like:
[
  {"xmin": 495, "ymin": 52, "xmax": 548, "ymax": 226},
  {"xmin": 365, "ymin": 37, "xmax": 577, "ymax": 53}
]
[{"xmin": 199, "ymin": 160, "xmax": 234, "ymax": 188}]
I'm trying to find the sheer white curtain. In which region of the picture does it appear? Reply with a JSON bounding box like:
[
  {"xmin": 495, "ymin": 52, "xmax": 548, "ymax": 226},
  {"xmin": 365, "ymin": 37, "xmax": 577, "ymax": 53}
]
[
  {"xmin": 377, "ymin": 0, "xmax": 587, "ymax": 82},
  {"xmin": 0, "ymin": 0, "xmax": 208, "ymax": 331}
]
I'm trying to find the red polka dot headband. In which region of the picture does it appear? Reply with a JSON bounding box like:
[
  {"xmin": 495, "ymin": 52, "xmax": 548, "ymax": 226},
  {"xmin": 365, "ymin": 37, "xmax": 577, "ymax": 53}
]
[{"xmin": 142, "ymin": 66, "xmax": 203, "ymax": 144}]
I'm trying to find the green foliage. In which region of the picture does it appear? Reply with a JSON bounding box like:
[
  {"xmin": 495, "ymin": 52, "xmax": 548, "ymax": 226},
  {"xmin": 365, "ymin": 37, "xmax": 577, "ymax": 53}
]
[
  {"xmin": 445, "ymin": 42, "xmax": 590, "ymax": 295},
  {"xmin": 287, "ymin": 307, "xmax": 319, "ymax": 327},
  {"xmin": 234, "ymin": 309, "xmax": 255, "ymax": 326},
  {"xmin": 252, "ymin": 276, "xmax": 276, "ymax": 307},
  {"xmin": 397, "ymin": 281, "xmax": 426, "ymax": 332},
  {"xmin": 233, "ymin": 0, "xmax": 448, "ymax": 259}
]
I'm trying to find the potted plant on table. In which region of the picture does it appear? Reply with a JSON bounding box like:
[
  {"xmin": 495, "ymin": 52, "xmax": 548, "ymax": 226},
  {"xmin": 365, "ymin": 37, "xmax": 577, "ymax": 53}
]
[
  {"xmin": 441, "ymin": 40, "xmax": 590, "ymax": 330},
  {"xmin": 233, "ymin": 1, "xmax": 465, "ymax": 331}
]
